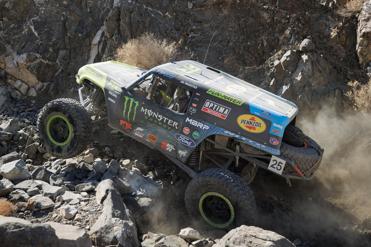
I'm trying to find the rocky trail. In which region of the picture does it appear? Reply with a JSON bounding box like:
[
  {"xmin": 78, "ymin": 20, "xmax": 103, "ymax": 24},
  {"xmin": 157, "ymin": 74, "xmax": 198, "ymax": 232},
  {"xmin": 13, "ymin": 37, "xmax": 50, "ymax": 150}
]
[{"xmin": 1, "ymin": 0, "xmax": 371, "ymax": 246}]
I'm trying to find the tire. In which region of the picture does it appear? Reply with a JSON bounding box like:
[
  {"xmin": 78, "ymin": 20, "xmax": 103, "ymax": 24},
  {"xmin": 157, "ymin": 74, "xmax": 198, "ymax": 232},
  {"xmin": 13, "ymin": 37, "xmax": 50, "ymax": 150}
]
[
  {"xmin": 281, "ymin": 125, "xmax": 322, "ymax": 173},
  {"xmin": 185, "ymin": 168, "xmax": 257, "ymax": 229},
  {"xmin": 37, "ymin": 98, "xmax": 91, "ymax": 158}
]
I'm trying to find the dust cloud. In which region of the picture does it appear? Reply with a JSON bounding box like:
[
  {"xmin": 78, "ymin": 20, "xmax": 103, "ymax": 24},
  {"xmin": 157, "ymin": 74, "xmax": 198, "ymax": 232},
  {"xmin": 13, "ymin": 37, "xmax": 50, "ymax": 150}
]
[{"xmin": 299, "ymin": 107, "xmax": 371, "ymax": 221}]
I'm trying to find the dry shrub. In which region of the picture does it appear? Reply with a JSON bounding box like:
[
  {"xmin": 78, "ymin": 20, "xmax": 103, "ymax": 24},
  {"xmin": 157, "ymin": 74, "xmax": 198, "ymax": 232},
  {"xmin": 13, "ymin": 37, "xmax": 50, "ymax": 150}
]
[
  {"xmin": 346, "ymin": 79, "xmax": 371, "ymax": 111},
  {"xmin": 0, "ymin": 199, "xmax": 15, "ymax": 216},
  {"xmin": 115, "ymin": 33, "xmax": 177, "ymax": 69},
  {"xmin": 344, "ymin": 0, "xmax": 366, "ymax": 12}
]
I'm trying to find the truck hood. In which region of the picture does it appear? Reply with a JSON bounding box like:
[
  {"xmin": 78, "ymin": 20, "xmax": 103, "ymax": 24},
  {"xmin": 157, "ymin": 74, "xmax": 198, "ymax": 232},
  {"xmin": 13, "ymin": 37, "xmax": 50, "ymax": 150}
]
[{"xmin": 78, "ymin": 61, "xmax": 145, "ymax": 88}]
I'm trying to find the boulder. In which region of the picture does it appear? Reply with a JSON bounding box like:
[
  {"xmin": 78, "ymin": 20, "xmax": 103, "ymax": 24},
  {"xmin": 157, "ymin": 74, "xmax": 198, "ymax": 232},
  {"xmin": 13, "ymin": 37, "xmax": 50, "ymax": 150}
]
[
  {"xmin": 9, "ymin": 189, "xmax": 30, "ymax": 202},
  {"xmin": 214, "ymin": 225, "xmax": 295, "ymax": 247},
  {"xmin": 0, "ymin": 119, "xmax": 22, "ymax": 133},
  {"xmin": 90, "ymin": 179, "xmax": 139, "ymax": 247},
  {"xmin": 0, "ymin": 152, "xmax": 20, "ymax": 165},
  {"xmin": 0, "ymin": 216, "xmax": 91, "ymax": 247},
  {"xmin": 31, "ymin": 166, "xmax": 52, "ymax": 182},
  {"xmin": 357, "ymin": 0, "xmax": 371, "ymax": 66},
  {"xmin": 57, "ymin": 191, "xmax": 82, "ymax": 203},
  {"xmin": 0, "ymin": 159, "xmax": 31, "ymax": 182},
  {"xmin": 93, "ymin": 158, "xmax": 107, "ymax": 175},
  {"xmin": 0, "ymin": 178, "xmax": 14, "ymax": 196},
  {"xmin": 27, "ymin": 195, "xmax": 54, "ymax": 210},
  {"xmin": 48, "ymin": 222, "xmax": 92, "ymax": 247},
  {"xmin": 75, "ymin": 182, "xmax": 95, "ymax": 192},
  {"xmin": 42, "ymin": 183, "xmax": 65, "ymax": 199},
  {"xmin": 178, "ymin": 227, "xmax": 203, "ymax": 241},
  {"xmin": 142, "ymin": 232, "xmax": 166, "ymax": 247},
  {"xmin": 113, "ymin": 168, "xmax": 162, "ymax": 197},
  {"xmin": 0, "ymin": 216, "xmax": 59, "ymax": 247},
  {"xmin": 155, "ymin": 235, "xmax": 189, "ymax": 247},
  {"xmin": 59, "ymin": 205, "xmax": 78, "ymax": 220}
]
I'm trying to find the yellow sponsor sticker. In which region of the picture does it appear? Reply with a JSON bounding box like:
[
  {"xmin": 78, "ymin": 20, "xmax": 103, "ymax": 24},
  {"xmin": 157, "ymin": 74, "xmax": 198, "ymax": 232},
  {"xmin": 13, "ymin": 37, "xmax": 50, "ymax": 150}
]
[{"xmin": 237, "ymin": 114, "xmax": 266, "ymax": 133}]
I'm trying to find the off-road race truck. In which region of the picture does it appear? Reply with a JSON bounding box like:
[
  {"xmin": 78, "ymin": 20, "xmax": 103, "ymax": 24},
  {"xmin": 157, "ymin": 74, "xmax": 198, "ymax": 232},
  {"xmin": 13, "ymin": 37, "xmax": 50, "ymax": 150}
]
[{"xmin": 37, "ymin": 60, "xmax": 323, "ymax": 229}]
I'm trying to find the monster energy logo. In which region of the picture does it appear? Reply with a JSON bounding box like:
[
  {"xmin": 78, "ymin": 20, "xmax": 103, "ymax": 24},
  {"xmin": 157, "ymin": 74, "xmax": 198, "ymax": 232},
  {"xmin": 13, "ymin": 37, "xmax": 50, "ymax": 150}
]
[{"xmin": 123, "ymin": 96, "xmax": 139, "ymax": 121}]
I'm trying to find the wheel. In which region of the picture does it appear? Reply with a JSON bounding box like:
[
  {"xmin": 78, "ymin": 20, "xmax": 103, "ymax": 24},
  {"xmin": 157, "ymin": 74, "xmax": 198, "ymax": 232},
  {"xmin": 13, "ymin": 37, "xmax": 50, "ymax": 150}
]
[
  {"xmin": 185, "ymin": 168, "xmax": 257, "ymax": 229},
  {"xmin": 37, "ymin": 98, "xmax": 91, "ymax": 158},
  {"xmin": 281, "ymin": 125, "xmax": 322, "ymax": 174}
]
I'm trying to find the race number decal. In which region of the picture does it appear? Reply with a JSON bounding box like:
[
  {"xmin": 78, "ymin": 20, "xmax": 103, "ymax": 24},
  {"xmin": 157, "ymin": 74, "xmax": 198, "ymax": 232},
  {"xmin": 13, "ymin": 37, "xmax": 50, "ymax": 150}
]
[{"xmin": 268, "ymin": 156, "xmax": 286, "ymax": 175}]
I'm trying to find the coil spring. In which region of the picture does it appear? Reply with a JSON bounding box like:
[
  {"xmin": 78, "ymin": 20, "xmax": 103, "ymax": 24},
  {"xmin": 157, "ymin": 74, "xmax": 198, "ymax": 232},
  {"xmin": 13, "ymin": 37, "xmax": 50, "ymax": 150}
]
[{"xmin": 188, "ymin": 146, "xmax": 200, "ymax": 166}]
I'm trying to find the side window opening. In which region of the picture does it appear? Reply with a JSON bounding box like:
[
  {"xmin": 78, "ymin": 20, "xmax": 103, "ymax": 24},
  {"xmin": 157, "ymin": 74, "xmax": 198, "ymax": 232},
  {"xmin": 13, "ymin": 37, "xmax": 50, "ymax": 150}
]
[{"xmin": 132, "ymin": 73, "xmax": 193, "ymax": 114}]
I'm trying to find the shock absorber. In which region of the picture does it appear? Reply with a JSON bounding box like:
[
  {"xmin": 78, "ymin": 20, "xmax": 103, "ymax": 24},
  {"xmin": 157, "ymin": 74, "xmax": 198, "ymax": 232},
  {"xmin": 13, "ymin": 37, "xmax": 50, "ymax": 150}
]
[{"xmin": 188, "ymin": 146, "xmax": 200, "ymax": 167}]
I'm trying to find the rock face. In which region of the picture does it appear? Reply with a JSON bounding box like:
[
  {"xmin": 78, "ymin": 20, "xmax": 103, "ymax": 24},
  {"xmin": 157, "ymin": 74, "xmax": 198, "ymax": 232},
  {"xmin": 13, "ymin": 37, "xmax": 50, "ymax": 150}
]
[
  {"xmin": 357, "ymin": 0, "xmax": 371, "ymax": 67},
  {"xmin": 90, "ymin": 179, "xmax": 139, "ymax": 247},
  {"xmin": 48, "ymin": 222, "xmax": 92, "ymax": 247},
  {"xmin": 214, "ymin": 225, "xmax": 295, "ymax": 247}
]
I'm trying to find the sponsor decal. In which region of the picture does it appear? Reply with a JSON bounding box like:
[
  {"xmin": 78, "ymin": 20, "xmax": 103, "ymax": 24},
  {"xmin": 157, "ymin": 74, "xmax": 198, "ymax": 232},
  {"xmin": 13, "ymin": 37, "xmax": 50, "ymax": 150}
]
[
  {"xmin": 269, "ymin": 137, "xmax": 280, "ymax": 146},
  {"xmin": 192, "ymin": 131, "xmax": 200, "ymax": 139},
  {"xmin": 178, "ymin": 149, "xmax": 189, "ymax": 159},
  {"xmin": 183, "ymin": 127, "xmax": 190, "ymax": 135},
  {"xmin": 176, "ymin": 134, "xmax": 196, "ymax": 148},
  {"xmin": 191, "ymin": 103, "xmax": 197, "ymax": 108},
  {"xmin": 237, "ymin": 114, "xmax": 266, "ymax": 133},
  {"xmin": 123, "ymin": 96, "xmax": 139, "ymax": 121},
  {"xmin": 141, "ymin": 107, "xmax": 179, "ymax": 130},
  {"xmin": 179, "ymin": 80, "xmax": 197, "ymax": 89},
  {"xmin": 273, "ymin": 123, "xmax": 283, "ymax": 129},
  {"xmin": 147, "ymin": 134, "xmax": 157, "ymax": 144},
  {"xmin": 270, "ymin": 123, "xmax": 284, "ymax": 137},
  {"xmin": 160, "ymin": 141, "xmax": 175, "ymax": 153},
  {"xmin": 207, "ymin": 89, "xmax": 244, "ymax": 106},
  {"xmin": 185, "ymin": 117, "xmax": 210, "ymax": 130},
  {"xmin": 134, "ymin": 127, "xmax": 145, "ymax": 138},
  {"xmin": 188, "ymin": 107, "xmax": 197, "ymax": 115},
  {"xmin": 119, "ymin": 119, "xmax": 132, "ymax": 131},
  {"xmin": 201, "ymin": 100, "xmax": 231, "ymax": 120}
]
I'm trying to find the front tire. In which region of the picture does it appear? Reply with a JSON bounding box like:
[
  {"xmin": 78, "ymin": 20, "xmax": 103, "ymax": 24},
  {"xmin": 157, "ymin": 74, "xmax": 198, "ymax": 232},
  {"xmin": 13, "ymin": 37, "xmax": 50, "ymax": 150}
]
[
  {"xmin": 185, "ymin": 168, "xmax": 257, "ymax": 229},
  {"xmin": 37, "ymin": 98, "xmax": 91, "ymax": 158}
]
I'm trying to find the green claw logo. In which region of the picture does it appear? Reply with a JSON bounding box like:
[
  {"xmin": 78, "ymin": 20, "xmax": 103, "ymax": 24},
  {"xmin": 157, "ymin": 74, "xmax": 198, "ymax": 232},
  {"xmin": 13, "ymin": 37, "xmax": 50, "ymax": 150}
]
[{"xmin": 123, "ymin": 96, "xmax": 139, "ymax": 121}]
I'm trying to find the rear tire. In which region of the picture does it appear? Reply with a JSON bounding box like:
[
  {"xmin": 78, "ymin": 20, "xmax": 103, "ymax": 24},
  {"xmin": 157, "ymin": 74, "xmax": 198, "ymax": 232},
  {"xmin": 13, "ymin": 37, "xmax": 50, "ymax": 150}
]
[
  {"xmin": 37, "ymin": 98, "xmax": 91, "ymax": 158},
  {"xmin": 185, "ymin": 168, "xmax": 257, "ymax": 229}
]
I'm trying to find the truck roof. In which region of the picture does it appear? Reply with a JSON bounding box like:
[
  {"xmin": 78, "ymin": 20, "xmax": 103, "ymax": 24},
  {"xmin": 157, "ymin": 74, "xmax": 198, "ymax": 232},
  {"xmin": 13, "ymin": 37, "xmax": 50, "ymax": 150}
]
[{"xmin": 155, "ymin": 60, "xmax": 298, "ymax": 118}]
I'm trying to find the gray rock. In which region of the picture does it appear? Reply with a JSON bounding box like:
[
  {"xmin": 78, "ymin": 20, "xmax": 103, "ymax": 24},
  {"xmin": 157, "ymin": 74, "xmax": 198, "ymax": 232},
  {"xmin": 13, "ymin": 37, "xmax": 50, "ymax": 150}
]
[
  {"xmin": 357, "ymin": 0, "xmax": 371, "ymax": 66},
  {"xmin": 24, "ymin": 142, "xmax": 39, "ymax": 159},
  {"xmin": 213, "ymin": 225, "xmax": 295, "ymax": 247},
  {"xmin": 31, "ymin": 166, "xmax": 52, "ymax": 182},
  {"xmin": 42, "ymin": 183, "xmax": 65, "ymax": 199},
  {"xmin": 9, "ymin": 189, "xmax": 30, "ymax": 202},
  {"xmin": 48, "ymin": 222, "xmax": 92, "ymax": 247},
  {"xmin": 0, "ymin": 131, "xmax": 12, "ymax": 141},
  {"xmin": 57, "ymin": 190, "xmax": 82, "ymax": 203},
  {"xmin": 0, "ymin": 152, "xmax": 20, "ymax": 165},
  {"xmin": 299, "ymin": 38, "xmax": 314, "ymax": 52},
  {"xmin": 142, "ymin": 232, "xmax": 165, "ymax": 247},
  {"xmin": 90, "ymin": 179, "xmax": 139, "ymax": 247},
  {"xmin": 102, "ymin": 159, "xmax": 120, "ymax": 179},
  {"xmin": 75, "ymin": 182, "xmax": 95, "ymax": 192},
  {"xmin": 28, "ymin": 195, "xmax": 54, "ymax": 210},
  {"xmin": 113, "ymin": 168, "xmax": 162, "ymax": 197},
  {"xmin": 179, "ymin": 227, "xmax": 203, "ymax": 241},
  {"xmin": 0, "ymin": 119, "xmax": 22, "ymax": 133},
  {"xmin": 95, "ymin": 179, "xmax": 114, "ymax": 204},
  {"xmin": 93, "ymin": 158, "xmax": 107, "ymax": 174},
  {"xmin": 59, "ymin": 205, "xmax": 78, "ymax": 220},
  {"xmin": 155, "ymin": 235, "xmax": 188, "ymax": 247},
  {"xmin": 0, "ymin": 159, "xmax": 31, "ymax": 182},
  {"xmin": 0, "ymin": 216, "xmax": 59, "ymax": 247},
  {"xmin": 26, "ymin": 186, "xmax": 40, "ymax": 196},
  {"xmin": 0, "ymin": 178, "xmax": 14, "ymax": 196},
  {"xmin": 14, "ymin": 179, "xmax": 43, "ymax": 190},
  {"xmin": 192, "ymin": 239, "xmax": 214, "ymax": 247}
]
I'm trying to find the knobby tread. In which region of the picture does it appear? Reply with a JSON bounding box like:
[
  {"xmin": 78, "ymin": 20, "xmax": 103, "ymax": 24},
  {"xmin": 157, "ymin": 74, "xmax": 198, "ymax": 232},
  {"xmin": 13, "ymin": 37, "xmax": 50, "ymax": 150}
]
[
  {"xmin": 185, "ymin": 168, "xmax": 257, "ymax": 229},
  {"xmin": 37, "ymin": 98, "xmax": 91, "ymax": 158}
]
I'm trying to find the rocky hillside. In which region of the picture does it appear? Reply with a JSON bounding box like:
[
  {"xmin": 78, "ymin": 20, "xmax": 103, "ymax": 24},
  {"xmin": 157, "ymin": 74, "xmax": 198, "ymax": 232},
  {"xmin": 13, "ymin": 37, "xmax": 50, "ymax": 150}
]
[{"xmin": 0, "ymin": 0, "xmax": 370, "ymax": 110}]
